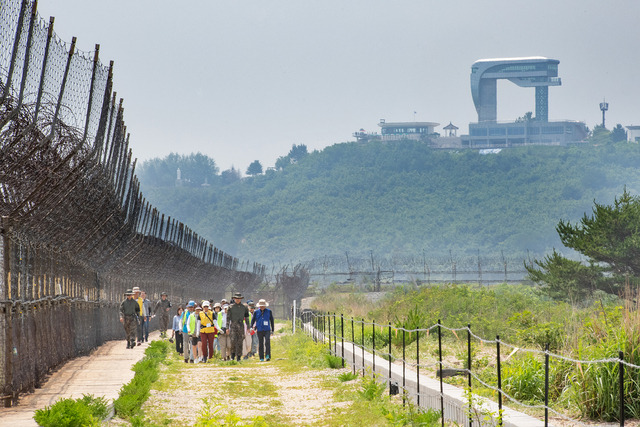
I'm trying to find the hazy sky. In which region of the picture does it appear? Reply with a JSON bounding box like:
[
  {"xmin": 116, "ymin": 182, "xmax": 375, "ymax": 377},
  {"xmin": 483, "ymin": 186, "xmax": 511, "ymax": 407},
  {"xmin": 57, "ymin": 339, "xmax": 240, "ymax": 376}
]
[{"xmin": 37, "ymin": 1, "xmax": 639, "ymax": 172}]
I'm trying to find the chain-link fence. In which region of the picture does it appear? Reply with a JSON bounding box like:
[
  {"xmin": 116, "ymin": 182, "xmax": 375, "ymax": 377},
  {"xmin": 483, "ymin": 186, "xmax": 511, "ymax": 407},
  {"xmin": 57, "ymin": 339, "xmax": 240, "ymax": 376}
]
[{"xmin": 0, "ymin": 0, "xmax": 265, "ymax": 406}]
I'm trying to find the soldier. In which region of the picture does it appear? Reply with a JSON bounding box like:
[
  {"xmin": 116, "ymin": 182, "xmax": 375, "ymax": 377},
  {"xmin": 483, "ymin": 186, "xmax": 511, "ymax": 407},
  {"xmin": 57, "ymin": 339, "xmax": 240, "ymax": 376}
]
[
  {"xmin": 153, "ymin": 292, "xmax": 172, "ymax": 338},
  {"xmin": 227, "ymin": 292, "xmax": 250, "ymax": 362},
  {"xmin": 120, "ymin": 289, "xmax": 141, "ymax": 349}
]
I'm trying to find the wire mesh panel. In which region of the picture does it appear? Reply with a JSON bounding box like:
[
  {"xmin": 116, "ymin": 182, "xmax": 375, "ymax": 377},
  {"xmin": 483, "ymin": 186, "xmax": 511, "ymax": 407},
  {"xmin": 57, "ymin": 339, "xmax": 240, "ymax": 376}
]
[{"xmin": 0, "ymin": 0, "xmax": 266, "ymax": 406}]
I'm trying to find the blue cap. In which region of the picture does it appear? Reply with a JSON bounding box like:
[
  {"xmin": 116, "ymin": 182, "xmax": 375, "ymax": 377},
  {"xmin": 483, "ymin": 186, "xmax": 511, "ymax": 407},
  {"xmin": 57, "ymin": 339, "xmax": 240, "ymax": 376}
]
[
  {"xmin": 246, "ymin": 299, "xmax": 253, "ymax": 304},
  {"xmin": 187, "ymin": 300, "xmax": 195, "ymax": 307}
]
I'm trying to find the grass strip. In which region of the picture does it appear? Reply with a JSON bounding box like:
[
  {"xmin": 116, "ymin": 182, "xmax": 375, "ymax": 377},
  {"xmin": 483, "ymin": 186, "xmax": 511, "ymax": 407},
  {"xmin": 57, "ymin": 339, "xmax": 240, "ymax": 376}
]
[{"xmin": 113, "ymin": 340, "xmax": 169, "ymax": 423}]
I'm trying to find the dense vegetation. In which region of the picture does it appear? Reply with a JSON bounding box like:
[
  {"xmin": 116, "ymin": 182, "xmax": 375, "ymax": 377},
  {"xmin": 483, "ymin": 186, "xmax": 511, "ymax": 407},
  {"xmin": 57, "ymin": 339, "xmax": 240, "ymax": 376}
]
[
  {"xmin": 312, "ymin": 283, "xmax": 639, "ymax": 422},
  {"xmin": 138, "ymin": 140, "xmax": 640, "ymax": 263}
]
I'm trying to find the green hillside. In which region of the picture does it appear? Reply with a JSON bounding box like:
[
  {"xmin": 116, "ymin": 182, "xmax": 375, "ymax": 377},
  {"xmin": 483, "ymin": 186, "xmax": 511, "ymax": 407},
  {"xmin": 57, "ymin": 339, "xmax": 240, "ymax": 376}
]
[{"xmin": 140, "ymin": 140, "xmax": 640, "ymax": 264}]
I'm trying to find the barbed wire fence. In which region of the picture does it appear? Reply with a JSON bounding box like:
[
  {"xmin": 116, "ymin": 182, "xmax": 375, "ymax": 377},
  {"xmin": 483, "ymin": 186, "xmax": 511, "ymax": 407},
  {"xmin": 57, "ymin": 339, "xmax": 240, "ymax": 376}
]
[
  {"xmin": 296, "ymin": 310, "xmax": 639, "ymax": 427},
  {"xmin": 300, "ymin": 250, "xmax": 531, "ymax": 288},
  {"xmin": 0, "ymin": 0, "xmax": 265, "ymax": 406}
]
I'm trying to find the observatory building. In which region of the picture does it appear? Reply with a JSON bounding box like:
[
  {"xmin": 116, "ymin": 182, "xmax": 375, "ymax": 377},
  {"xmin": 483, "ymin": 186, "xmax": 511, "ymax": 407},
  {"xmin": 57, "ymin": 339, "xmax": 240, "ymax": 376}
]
[{"xmin": 463, "ymin": 57, "xmax": 588, "ymax": 147}]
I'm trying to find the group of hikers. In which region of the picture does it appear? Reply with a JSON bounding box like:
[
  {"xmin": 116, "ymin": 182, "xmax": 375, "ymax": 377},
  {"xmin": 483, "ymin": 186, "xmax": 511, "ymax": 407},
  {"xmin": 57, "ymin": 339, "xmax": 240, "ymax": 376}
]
[{"xmin": 119, "ymin": 289, "xmax": 275, "ymax": 362}]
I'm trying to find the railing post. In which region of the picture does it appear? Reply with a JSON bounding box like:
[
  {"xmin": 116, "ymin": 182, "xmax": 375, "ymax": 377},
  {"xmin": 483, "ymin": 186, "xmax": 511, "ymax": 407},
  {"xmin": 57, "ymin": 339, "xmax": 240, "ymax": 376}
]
[
  {"xmin": 620, "ymin": 350, "xmax": 625, "ymax": 427},
  {"xmin": 402, "ymin": 324, "xmax": 406, "ymax": 407},
  {"xmin": 544, "ymin": 343, "xmax": 549, "ymax": 427},
  {"xmin": 361, "ymin": 318, "xmax": 365, "ymax": 376},
  {"xmin": 468, "ymin": 324, "xmax": 472, "ymax": 427},
  {"xmin": 372, "ymin": 319, "xmax": 376, "ymax": 374},
  {"xmin": 438, "ymin": 320, "xmax": 444, "ymax": 426},
  {"xmin": 388, "ymin": 321, "xmax": 392, "ymax": 392},
  {"xmin": 416, "ymin": 325, "xmax": 420, "ymax": 407},
  {"xmin": 341, "ymin": 314, "xmax": 344, "ymax": 368},
  {"xmin": 351, "ymin": 317, "xmax": 355, "ymax": 375},
  {"xmin": 333, "ymin": 313, "xmax": 337, "ymax": 356},
  {"xmin": 496, "ymin": 335, "xmax": 503, "ymax": 426},
  {"xmin": 327, "ymin": 312, "xmax": 331, "ymax": 354}
]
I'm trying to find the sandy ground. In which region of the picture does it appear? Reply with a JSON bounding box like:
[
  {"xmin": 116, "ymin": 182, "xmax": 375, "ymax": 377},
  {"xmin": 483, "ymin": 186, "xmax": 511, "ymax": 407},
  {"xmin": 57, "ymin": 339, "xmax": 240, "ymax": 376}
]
[{"xmin": 139, "ymin": 325, "xmax": 353, "ymax": 426}]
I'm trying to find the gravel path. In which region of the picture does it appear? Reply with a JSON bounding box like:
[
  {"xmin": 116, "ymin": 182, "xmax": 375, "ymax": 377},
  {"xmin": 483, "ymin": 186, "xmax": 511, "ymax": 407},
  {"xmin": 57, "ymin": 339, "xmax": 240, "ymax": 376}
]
[{"xmin": 141, "ymin": 327, "xmax": 353, "ymax": 426}]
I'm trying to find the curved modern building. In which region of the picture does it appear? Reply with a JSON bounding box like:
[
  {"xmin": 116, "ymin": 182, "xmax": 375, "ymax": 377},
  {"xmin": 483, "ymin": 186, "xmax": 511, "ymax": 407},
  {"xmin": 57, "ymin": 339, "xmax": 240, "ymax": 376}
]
[
  {"xmin": 471, "ymin": 57, "xmax": 561, "ymax": 122},
  {"xmin": 463, "ymin": 57, "xmax": 588, "ymax": 148}
]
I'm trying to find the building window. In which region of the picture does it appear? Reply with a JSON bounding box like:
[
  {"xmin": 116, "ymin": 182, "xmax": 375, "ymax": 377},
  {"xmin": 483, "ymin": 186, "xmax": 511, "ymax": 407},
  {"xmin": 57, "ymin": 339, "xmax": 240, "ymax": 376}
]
[
  {"xmin": 489, "ymin": 127, "xmax": 506, "ymax": 136},
  {"xmin": 508, "ymin": 127, "xmax": 525, "ymax": 135},
  {"xmin": 471, "ymin": 128, "xmax": 487, "ymax": 136}
]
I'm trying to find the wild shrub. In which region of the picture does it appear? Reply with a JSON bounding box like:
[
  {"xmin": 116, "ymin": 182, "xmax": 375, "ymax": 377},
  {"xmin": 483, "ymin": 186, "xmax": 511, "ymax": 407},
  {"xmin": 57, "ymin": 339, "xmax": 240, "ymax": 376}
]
[
  {"xmin": 33, "ymin": 394, "xmax": 107, "ymax": 427},
  {"xmin": 568, "ymin": 295, "xmax": 640, "ymax": 421},
  {"xmin": 358, "ymin": 374, "xmax": 386, "ymax": 401},
  {"xmin": 325, "ymin": 353, "xmax": 343, "ymax": 369},
  {"xmin": 503, "ymin": 353, "xmax": 545, "ymax": 403},
  {"xmin": 338, "ymin": 371, "xmax": 359, "ymax": 382}
]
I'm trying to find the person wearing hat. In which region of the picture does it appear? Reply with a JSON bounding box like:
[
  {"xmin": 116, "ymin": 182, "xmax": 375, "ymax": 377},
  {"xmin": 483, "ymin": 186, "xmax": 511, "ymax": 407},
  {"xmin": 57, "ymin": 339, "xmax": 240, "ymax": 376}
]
[
  {"xmin": 187, "ymin": 304, "xmax": 203, "ymax": 363},
  {"xmin": 181, "ymin": 300, "xmax": 196, "ymax": 363},
  {"xmin": 227, "ymin": 292, "xmax": 250, "ymax": 362},
  {"xmin": 153, "ymin": 292, "xmax": 172, "ymax": 338},
  {"xmin": 251, "ymin": 299, "xmax": 274, "ymax": 361},
  {"xmin": 119, "ymin": 289, "xmax": 141, "ymax": 349},
  {"xmin": 199, "ymin": 301, "xmax": 219, "ymax": 362}
]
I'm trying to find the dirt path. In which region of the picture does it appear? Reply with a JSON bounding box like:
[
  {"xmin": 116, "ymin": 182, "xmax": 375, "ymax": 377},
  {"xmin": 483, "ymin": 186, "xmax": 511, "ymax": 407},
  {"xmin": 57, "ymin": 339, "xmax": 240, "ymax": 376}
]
[
  {"xmin": 142, "ymin": 325, "xmax": 353, "ymax": 426},
  {"xmin": 0, "ymin": 332, "xmax": 160, "ymax": 427}
]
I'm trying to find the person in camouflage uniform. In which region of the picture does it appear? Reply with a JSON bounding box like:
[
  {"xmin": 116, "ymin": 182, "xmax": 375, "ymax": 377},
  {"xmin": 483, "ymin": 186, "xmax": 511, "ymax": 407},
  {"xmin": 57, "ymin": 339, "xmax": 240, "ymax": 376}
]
[
  {"xmin": 227, "ymin": 292, "xmax": 250, "ymax": 362},
  {"xmin": 153, "ymin": 292, "xmax": 172, "ymax": 338},
  {"xmin": 120, "ymin": 289, "xmax": 141, "ymax": 349}
]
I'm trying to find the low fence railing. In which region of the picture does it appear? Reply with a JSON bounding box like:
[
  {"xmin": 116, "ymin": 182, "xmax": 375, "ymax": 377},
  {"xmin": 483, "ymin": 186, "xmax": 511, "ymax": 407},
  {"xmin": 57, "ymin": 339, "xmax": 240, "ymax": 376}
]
[{"xmin": 293, "ymin": 309, "xmax": 639, "ymax": 427}]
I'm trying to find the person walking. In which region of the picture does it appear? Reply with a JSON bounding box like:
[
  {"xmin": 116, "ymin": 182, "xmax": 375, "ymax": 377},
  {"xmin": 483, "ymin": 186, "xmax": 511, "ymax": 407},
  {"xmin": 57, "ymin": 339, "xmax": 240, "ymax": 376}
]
[
  {"xmin": 227, "ymin": 292, "xmax": 250, "ymax": 362},
  {"xmin": 171, "ymin": 306, "xmax": 184, "ymax": 355},
  {"xmin": 251, "ymin": 299, "xmax": 274, "ymax": 361},
  {"xmin": 248, "ymin": 301, "xmax": 258, "ymax": 358},
  {"xmin": 119, "ymin": 289, "xmax": 140, "ymax": 349},
  {"xmin": 182, "ymin": 301, "xmax": 195, "ymax": 363},
  {"xmin": 141, "ymin": 291, "xmax": 152, "ymax": 342},
  {"xmin": 154, "ymin": 292, "xmax": 172, "ymax": 338},
  {"xmin": 216, "ymin": 303, "xmax": 230, "ymax": 360},
  {"xmin": 188, "ymin": 304, "xmax": 202, "ymax": 363},
  {"xmin": 199, "ymin": 301, "xmax": 218, "ymax": 362},
  {"xmin": 132, "ymin": 287, "xmax": 143, "ymax": 346}
]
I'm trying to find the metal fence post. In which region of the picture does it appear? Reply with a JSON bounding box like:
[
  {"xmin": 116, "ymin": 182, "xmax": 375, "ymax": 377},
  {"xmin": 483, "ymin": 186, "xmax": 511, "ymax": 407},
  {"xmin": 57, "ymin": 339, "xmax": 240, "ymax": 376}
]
[
  {"xmin": 372, "ymin": 319, "xmax": 376, "ymax": 374},
  {"xmin": 402, "ymin": 324, "xmax": 406, "ymax": 407},
  {"xmin": 468, "ymin": 324, "xmax": 472, "ymax": 427},
  {"xmin": 620, "ymin": 350, "xmax": 625, "ymax": 427},
  {"xmin": 417, "ymin": 326, "xmax": 420, "ymax": 407},
  {"xmin": 341, "ymin": 314, "xmax": 344, "ymax": 368},
  {"xmin": 388, "ymin": 321, "xmax": 392, "ymax": 392},
  {"xmin": 361, "ymin": 318, "xmax": 365, "ymax": 376},
  {"xmin": 438, "ymin": 320, "xmax": 444, "ymax": 426},
  {"xmin": 544, "ymin": 343, "xmax": 549, "ymax": 427},
  {"xmin": 327, "ymin": 312, "xmax": 331, "ymax": 354},
  {"xmin": 497, "ymin": 335, "xmax": 503, "ymax": 426},
  {"xmin": 1, "ymin": 0, "xmax": 29, "ymax": 104},
  {"xmin": 351, "ymin": 317, "xmax": 355, "ymax": 375}
]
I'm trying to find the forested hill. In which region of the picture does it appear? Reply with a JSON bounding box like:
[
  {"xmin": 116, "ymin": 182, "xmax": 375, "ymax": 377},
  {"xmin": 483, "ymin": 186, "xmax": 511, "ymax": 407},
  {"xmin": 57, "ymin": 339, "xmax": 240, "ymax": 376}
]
[{"xmin": 140, "ymin": 141, "xmax": 640, "ymax": 263}]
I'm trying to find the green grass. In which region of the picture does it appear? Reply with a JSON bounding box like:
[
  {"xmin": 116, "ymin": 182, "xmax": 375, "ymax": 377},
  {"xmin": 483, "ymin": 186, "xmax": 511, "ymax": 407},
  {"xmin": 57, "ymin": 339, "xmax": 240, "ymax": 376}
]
[{"xmin": 113, "ymin": 340, "xmax": 169, "ymax": 420}]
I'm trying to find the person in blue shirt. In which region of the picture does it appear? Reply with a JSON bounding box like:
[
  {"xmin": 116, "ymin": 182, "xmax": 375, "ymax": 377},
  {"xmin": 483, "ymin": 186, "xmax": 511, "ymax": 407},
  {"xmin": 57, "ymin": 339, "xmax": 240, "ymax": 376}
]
[{"xmin": 251, "ymin": 299, "xmax": 274, "ymax": 361}]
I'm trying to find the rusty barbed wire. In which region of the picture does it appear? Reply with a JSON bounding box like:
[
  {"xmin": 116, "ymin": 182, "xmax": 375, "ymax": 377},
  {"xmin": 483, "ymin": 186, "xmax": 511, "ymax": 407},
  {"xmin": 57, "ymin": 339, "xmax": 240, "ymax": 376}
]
[{"xmin": 0, "ymin": 0, "xmax": 266, "ymax": 405}]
